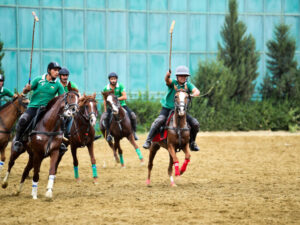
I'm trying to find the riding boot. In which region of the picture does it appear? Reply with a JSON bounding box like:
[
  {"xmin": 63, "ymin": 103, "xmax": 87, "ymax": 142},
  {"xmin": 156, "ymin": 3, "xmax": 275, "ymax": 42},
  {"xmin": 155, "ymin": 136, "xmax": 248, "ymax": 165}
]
[
  {"xmin": 130, "ymin": 114, "xmax": 138, "ymax": 140},
  {"xmin": 104, "ymin": 115, "xmax": 112, "ymax": 142},
  {"xmin": 189, "ymin": 129, "xmax": 200, "ymax": 152},
  {"xmin": 13, "ymin": 123, "xmax": 25, "ymax": 152},
  {"xmin": 143, "ymin": 115, "xmax": 166, "ymax": 149}
]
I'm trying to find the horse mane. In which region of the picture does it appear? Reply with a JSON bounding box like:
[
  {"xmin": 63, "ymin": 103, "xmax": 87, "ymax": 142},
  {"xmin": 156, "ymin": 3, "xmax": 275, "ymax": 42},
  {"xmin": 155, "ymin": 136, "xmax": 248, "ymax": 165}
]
[
  {"xmin": 78, "ymin": 93, "xmax": 97, "ymax": 108},
  {"xmin": 0, "ymin": 95, "xmax": 18, "ymax": 111}
]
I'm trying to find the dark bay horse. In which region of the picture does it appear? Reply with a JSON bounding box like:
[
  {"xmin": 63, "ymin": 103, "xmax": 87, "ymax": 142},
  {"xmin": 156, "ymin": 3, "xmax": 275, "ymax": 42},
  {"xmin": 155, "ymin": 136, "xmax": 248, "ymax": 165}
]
[
  {"xmin": 2, "ymin": 85, "xmax": 79, "ymax": 199},
  {"xmin": 0, "ymin": 94, "xmax": 28, "ymax": 178},
  {"xmin": 67, "ymin": 93, "xmax": 99, "ymax": 183},
  {"xmin": 147, "ymin": 88, "xmax": 191, "ymax": 186},
  {"xmin": 100, "ymin": 90, "xmax": 143, "ymax": 167}
]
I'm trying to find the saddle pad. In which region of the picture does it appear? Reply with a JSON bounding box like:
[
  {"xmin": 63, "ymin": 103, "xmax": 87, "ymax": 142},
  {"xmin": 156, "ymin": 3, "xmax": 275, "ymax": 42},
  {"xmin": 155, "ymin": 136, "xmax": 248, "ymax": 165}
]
[{"xmin": 152, "ymin": 111, "xmax": 174, "ymax": 142}]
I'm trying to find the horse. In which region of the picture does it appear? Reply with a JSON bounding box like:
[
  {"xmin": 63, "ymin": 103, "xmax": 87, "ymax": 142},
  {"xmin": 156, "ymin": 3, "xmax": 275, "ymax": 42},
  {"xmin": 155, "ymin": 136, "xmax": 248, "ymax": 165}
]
[
  {"xmin": 0, "ymin": 94, "xmax": 28, "ymax": 178},
  {"xmin": 100, "ymin": 90, "xmax": 143, "ymax": 167},
  {"xmin": 64, "ymin": 93, "xmax": 99, "ymax": 183},
  {"xmin": 2, "ymin": 84, "xmax": 79, "ymax": 199},
  {"xmin": 147, "ymin": 87, "xmax": 191, "ymax": 187}
]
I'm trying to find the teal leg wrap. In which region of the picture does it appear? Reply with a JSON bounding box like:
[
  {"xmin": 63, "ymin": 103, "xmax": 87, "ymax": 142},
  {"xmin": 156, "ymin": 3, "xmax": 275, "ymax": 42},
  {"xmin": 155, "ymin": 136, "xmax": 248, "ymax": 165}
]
[
  {"xmin": 74, "ymin": 166, "xmax": 79, "ymax": 179},
  {"xmin": 92, "ymin": 164, "xmax": 98, "ymax": 178},
  {"xmin": 119, "ymin": 154, "xmax": 124, "ymax": 165},
  {"xmin": 135, "ymin": 148, "xmax": 143, "ymax": 160}
]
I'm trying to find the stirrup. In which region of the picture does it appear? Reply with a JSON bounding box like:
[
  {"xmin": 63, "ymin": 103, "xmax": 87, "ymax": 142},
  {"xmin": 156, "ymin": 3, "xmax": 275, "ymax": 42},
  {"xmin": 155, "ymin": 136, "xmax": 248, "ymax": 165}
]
[
  {"xmin": 142, "ymin": 141, "xmax": 151, "ymax": 149},
  {"xmin": 59, "ymin": 143, "xmax": 68, "ymax": 155},
  {"xmin": 106, "ymin": 134, "xmax": 113, "ymax": 142},
  {"xmin": 190, "ymin": 142, "xmax": 200, "ymax": 151},
  {"xmin": 13, "ymin": 141, "xmax": 23, "ymax": 152}
]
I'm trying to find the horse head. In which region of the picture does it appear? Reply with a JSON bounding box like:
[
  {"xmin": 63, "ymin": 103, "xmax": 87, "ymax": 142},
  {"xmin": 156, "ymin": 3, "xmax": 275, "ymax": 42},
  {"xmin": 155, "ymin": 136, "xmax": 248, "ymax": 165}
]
[
  {"xmin": 78, "ymin": 93, "xmax": 98, "ymax": 126},
  {"xmin": 102, "ymin": 90, "xmax": 120, "ymax": 115},
  {"xmin": 13, "ymin": 93, "xmax": 29, "ymax": 115},
  {"xmin": 174, "ymin": 85, "xmax": 190, "ymax": 117},
  {"xmin": 63, "ymin": 83, "xmax": 79, "ymax": 117}
]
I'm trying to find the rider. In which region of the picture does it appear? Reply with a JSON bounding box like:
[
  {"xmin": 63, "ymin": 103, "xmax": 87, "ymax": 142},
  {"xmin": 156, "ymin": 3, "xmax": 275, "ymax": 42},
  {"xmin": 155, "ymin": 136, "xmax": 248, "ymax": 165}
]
[
  {"xmin": 143, "ymin": 65, "xmax": 200, "ymax": 151},
  {"xmin": 59, "ymin": 67, "xmax": 79, "ymax": 140},
  {"xmin": 13, "ymin": 62, "xmax": 65, "ymax": 152},
  {"xmin": 0, "ymin": 74, "xmax": 17, "ymax": 105},
  {"xmin": 102, "ymin": 72, "xmax": 138, "ymax": 142}
]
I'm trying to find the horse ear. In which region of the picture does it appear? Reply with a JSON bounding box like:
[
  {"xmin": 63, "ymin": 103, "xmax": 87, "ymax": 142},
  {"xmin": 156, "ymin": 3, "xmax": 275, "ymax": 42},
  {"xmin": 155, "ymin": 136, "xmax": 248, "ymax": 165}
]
[
  {"xmin": 67, "ymin": 82, "xmax": 72, "ymax": 91},
  {"xmin": 92, "ymin": 92, "xmax": 96, "ymax": 99}
]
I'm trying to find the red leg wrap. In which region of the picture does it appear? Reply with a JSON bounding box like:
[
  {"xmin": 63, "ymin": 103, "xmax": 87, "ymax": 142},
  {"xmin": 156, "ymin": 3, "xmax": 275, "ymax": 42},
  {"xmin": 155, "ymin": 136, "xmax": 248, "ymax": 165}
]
[
  {"xmin": 174, "ymin": 161, "xmax": 180, "ymax": 176},
  {"xmin": 180, "ymin": 158, "xmax": 190, "ymax": 174}
]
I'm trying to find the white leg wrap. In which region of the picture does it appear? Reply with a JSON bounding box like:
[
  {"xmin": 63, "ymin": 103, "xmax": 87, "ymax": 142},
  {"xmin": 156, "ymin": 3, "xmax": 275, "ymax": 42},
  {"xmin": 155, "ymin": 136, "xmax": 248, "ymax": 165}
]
[
  {"xmin": 3, "ymin": 171, "xmax": 9, "ymax": 183},
  {"xmin": 46, "ymin": 175, "xmax": 55, "ymax": 190},
  {"xmin": 170, "ymin": 176, "xmax": 174, "ymax": 183},
  {"xmin": 32, "ymin": 181, "xmax": 38, "ymax": 199},
  {"xmin": 0, "ymin": 161, "xmax": 4, "ymax": 174}
]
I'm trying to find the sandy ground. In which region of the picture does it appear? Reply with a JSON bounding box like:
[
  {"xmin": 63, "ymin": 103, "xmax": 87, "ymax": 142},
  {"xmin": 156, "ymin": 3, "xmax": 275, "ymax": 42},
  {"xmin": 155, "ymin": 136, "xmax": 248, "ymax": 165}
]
[{"xmin": 0, "ymin": 131, "xmax": 299, "ymax": 225}]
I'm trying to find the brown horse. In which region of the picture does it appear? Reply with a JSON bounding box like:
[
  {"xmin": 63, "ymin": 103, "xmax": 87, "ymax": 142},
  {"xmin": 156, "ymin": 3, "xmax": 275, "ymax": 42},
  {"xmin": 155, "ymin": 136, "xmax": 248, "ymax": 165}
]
[
  {"xmin": 147, "ymin": 88, "xmax": 191, "ymax": 186},
  {"xmin": 100, "ymin": 90, "xmax": 143, "ymax": 167},
  {"xmin": 0, "ymin": 94, "xmax": 28, "ymax": 178},
  {"xmin": 67, "ymin": 93, "xmax": 99, "ymax": 183},
  {"xmin": 2, "ymin": 86, "xmax": 79, "ymax": 199}
]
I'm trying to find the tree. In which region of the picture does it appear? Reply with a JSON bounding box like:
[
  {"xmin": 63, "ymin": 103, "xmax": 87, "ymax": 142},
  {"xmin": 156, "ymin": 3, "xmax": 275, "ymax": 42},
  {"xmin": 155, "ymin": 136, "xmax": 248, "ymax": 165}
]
[
  {"xmin": 260, "ymin": 23, "xmax": 299, "ymax": 101},
  {"xmin": 0, "ymin": 35, "xmax": 4, "ymax": 76},
  {"xmin": 218, "ymin": 0, "xmax": 260, "ymax": 102}
]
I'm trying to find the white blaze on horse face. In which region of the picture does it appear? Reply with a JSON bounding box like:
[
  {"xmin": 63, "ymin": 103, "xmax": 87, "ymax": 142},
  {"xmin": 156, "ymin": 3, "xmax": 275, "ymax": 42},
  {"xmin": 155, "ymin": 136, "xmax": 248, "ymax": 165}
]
[
  {"xmin": 107, "ymin": 95, "xmax": 119, "ymax": 114},
  {"xmin": 178, "ymin": 92, "xmax": 186, "ymax": 116},
  {"xmin": 89, "ymin": 102, "xmax": 96, "ymax": 126}
]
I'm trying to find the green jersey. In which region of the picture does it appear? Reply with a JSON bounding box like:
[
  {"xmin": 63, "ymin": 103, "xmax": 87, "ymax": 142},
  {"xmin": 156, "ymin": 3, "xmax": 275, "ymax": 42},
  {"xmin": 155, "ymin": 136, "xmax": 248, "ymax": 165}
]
[
  {"xmin": 28, "ymin": 74, "xmax": 65, "ymax": 108},
  {"xmin": 102, "ymin": 82, "xmax": 126, "ymax": 106},
  {"xmin": 62, "ymin": 81, "xmax": 78, "ymax": 93},
  {"xmin": 0, "ymin": 87, "xmax": 14, "ymax": 98},
  {"xmin": 160, "ymin": 79, "xmax": 195, "ymax": 109}
]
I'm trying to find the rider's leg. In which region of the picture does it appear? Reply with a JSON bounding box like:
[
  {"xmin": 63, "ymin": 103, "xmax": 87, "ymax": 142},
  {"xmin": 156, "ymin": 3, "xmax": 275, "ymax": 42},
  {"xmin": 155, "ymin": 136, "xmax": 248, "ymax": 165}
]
[
  {"xmin": 64, "ymin": 117, "xmax": 73, "ymax": 139},
  {"xmin": 123, "ymin": 106, "xmax": 138, "ymax": 140},
  {"xmin": 187, "ymin": 114, "xmax": 200, "ymax": 151},
  {"xmin": 103, "ymin": 108, "xmax": 112, "ymax": 142},
  {"xmin": 14, "ymin": 107, "xmax": 38, "ymax": 152},
  {"xmin": 143, "ymin": 107, "xmax": 170, "ymax": 149}
]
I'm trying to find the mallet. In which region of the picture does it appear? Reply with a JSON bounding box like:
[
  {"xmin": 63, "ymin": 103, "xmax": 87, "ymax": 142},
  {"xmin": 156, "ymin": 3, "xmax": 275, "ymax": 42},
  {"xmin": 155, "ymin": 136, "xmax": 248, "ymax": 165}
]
[
  {"xmin": 169, "ymin": 20, "xmax": 175, "ymax": 73},
  {"xmin": 29, "ymin": 11, "xmax": 39, "ymax": 84}
]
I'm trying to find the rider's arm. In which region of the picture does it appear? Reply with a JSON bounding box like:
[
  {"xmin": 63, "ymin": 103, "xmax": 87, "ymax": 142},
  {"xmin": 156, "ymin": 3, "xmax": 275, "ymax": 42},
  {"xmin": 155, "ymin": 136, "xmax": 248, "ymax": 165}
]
[
  {"xmin": 118, "ymin": 91, "xmax": 127, "ymax": 101},
  {"xmin": 165, "ymin": 71, "xmax": 172, "ymax": 86},
  {"xmin": 191, "ymin": 87, "xmax": 200, "ymax": 97}
]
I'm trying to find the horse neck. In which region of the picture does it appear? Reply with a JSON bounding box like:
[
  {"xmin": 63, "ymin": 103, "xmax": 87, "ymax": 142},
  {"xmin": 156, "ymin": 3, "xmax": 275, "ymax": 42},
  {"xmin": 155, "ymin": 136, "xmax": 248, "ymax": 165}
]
[
  {"xmin": 0, "ymin": 100, "xmax": 19, "ymax": 129},
  {"xmin": 37, "ymin": 97, "xmax": 64, "ymax": 131},
  {"xmin": 173, "ymin": 110, "xmax": 187, "ymax": 129}
]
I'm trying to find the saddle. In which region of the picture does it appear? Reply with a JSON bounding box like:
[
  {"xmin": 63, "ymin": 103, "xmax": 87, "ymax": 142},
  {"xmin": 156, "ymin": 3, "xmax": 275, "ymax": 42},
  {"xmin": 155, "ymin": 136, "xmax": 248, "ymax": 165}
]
[{"xmin": 152, "ymin": 111, "xmax": 174, "ymax": 142}]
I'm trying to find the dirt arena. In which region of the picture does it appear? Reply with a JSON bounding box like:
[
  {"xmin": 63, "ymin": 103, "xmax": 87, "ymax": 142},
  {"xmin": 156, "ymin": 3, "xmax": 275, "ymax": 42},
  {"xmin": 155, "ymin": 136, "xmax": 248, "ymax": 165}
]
[{"xmin": 0, "ymin": 132, "xmax": 299, "ymax": 225}]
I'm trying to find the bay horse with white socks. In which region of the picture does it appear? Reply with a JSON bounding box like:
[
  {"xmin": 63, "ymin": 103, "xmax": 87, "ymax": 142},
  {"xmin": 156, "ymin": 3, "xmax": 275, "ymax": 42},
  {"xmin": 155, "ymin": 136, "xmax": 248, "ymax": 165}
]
[
  {"xmin": 147, "ymin": 87, "xmax": 191, "ymax": 186},
  {"xmin": 2, "ymin": 86, "xmax": 79, "ymax": 199},
  {"xmin": 0, "ymin": 94, "xmax": 28, "ymax": 178},
  {"xmin": 64, "ymin": 93, "xmax": 98, "ymax": 183},
  {"xmin": 100, "ymin": 90, "xmax": 143, "ymax": 167}
]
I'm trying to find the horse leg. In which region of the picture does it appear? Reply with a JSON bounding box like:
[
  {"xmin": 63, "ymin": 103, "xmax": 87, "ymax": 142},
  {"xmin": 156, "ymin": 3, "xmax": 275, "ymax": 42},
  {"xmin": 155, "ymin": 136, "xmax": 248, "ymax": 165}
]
[
  {"xmin": 0, "ymin": 145, "xmax": 7, "ymax": 179},
  {"xmin": 109, "ymin": 141, "xmax": 119, "ymax": 164},
  {"xmin": 115, "ymin": 141, "xmax": 125, "ymax": 168},
  {"xmin": 167, "ymin": 144, "xmax": 180, "ymax": 177},
  {"xmin": 45, "ymin": 150, "xmax": 59, "ymax": 199},
  {"xmin": 71, "ymin": 146, "xmax": 80, "ymax": 182},
  {"xmin": 87, "ymin": 142, "xmax": 98, "ymax": 184},
  {"xmin": 168, "ymin": 154, "xmax": 176, "ymax": 187},
  {"xmin": 127, "ymin": 134, "xmax": 144, "ymax": 164},
  {"xmin": 32, "ymin": 152, "xmax": 44, "ymax": 200},
  {"xmin": 2, "ymin": 147, "xmax": 24, "ymax": 189},
  {"xmin": 54, "ymin": 149, "xmax": 66, "ymax": 175},
  {"xmin": 146, "ymin": 144, "xmax": 160, "ymax": 186},
  {"xmin": 180, "ymin": 145, "xmax": 191, "ymax": 175},
  {"xmin": 15, "ymin": 153, "xmax": 34, "ymax": 195}
]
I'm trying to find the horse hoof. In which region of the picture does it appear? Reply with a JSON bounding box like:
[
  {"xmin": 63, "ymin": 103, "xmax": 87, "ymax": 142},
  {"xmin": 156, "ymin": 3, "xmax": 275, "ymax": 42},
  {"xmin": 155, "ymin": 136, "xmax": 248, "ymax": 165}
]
[
  {"xmin": 2, "ymin": 182, "xmax": 8, "ymax": 189},
  {"xmin": 171, "ymin": 182, "xmax": 177, "ymax": 187},
  {"xmin": 93, "ymin": 178, "xmax": 98, "ymax": 185},
  {"xmin": 45, "ymin": 190, "xmax": 52, "ymax": 199},
  {"xmin": 32, "ymin": 196, "xmax": 38, "ymax": 200},
  {"xmin": 76, "ymin": 178, "xmax": 81, "ymax": 183}
]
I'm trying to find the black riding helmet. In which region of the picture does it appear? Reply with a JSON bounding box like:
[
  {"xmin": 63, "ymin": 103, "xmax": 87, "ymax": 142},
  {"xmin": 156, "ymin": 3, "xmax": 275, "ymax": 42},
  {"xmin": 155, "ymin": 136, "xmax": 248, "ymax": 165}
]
[
  {"xmin": 0, "ymin": 74, "xmax": 4, "ymax": 81},
  {"xmin": 108, "ymin": 72, "xmax": 118, "ymax": 79},
  {"xmin": 47, "ymin": 62, "xmax": 61, "ymax": 73}
]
